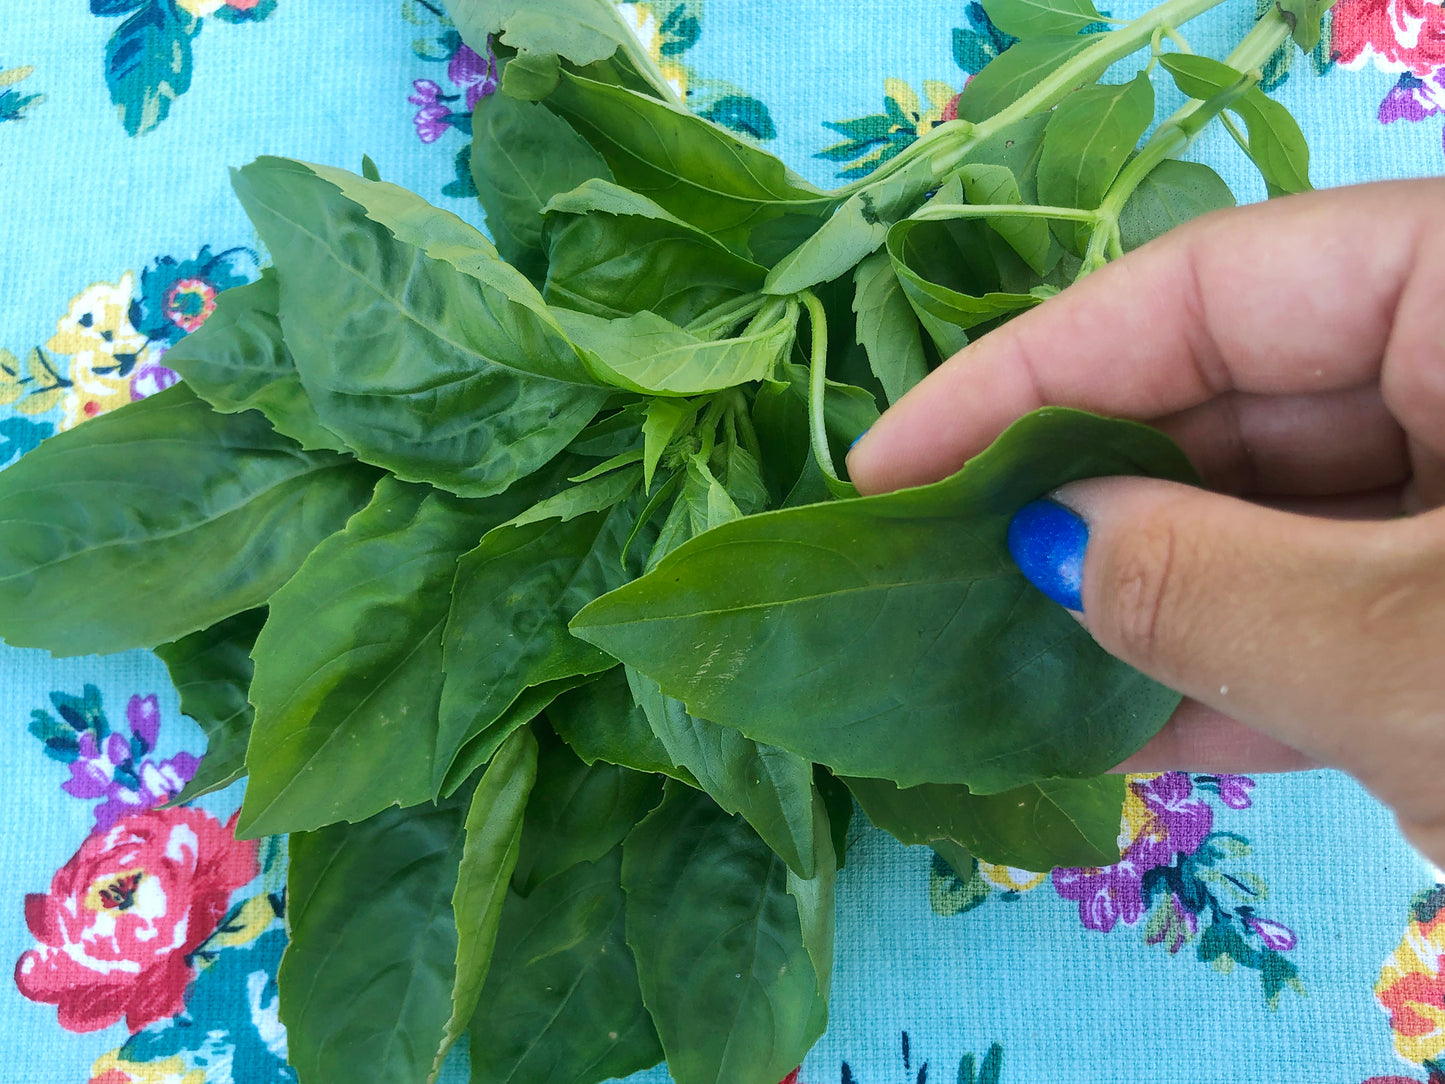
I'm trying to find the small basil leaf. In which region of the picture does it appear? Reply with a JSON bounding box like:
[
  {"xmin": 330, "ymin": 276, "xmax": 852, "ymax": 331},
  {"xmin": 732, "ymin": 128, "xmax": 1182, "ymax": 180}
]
[
  {"xmin": 955, "ymin": 36, "xmax": 1096, "ymax": 123},
  {"xmin": 982, "ymin": 0, "xmax": 1106, "ymax": 38},
  {"xmin": 851, "ymin": 249, "xmax": 928, "ymax": 406},
  {"xmin": 161, "ymin": 269, "xmax": 348, "ymax": 453},
  {"xmin": 844, "ymin": 774, "xmax": 1125, "ymax": 869},
  {"xmin": 155, "ymin": 608, "xmax": 267, "ymax": 802},
  {"xmin": 546, "ymin": 668, "xmax": 696, "ymax": 783},
  {"xmin": 1117, "ymin": 158, "xmax": 1236, "ymax": 252},
  {"xmin": 512, "ymin": 730, "xmax": 663, "ymax": 896},
  {"xmin": 436, "ymin": 727, "xmax": 539, "ymax": 1080},
  {"xmin": 470, "ymin": 90, "xmax": 612, "ymax": 281},
  {"xmin": 0, "ymin": 384, "xmax": 376, "ymax": 656}
]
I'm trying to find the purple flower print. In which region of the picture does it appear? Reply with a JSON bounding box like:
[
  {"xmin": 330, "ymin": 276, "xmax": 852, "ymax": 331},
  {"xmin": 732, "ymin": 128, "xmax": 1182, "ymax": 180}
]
[
  {"xmin": 448, "ymin": 41, "xmax": 499, "ymax": 111},
  {"xmin": 57, "ymin": 695, "xmax": 198, "ymax": 830},
  {"xmin": 1214, "ymin": 773, "xmax": 1255, "ymax": 810},
  {"xmin": 1139, "ymin": 772, "xmax": 1213, "ymax": 853},
  {"xmin": 1244, "ymin": 912, "xmax": 1298, "ymax": 952},
  {"xmin": 409, "ymin": 79, "xmax": 452, "ymax": 143},
  {"xmin": 130, "ymin": 345, "xmax": 181, "ymax": 402},
  {"xmin": 1052, "ymin": 860, "xmax": 1147, "ymax": 933}
]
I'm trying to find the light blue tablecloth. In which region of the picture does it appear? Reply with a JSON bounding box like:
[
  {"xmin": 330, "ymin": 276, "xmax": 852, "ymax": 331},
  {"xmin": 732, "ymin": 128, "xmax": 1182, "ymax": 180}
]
[{"xmin": 2, "ymin": 2, "xmax": 1443, "ymax": 1081}]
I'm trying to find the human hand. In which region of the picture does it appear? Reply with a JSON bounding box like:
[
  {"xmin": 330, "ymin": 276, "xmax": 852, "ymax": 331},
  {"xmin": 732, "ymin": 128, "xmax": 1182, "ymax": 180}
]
[{"xmin": 846, "ymin": 180, "xmax": 1445, "ymax": 863}]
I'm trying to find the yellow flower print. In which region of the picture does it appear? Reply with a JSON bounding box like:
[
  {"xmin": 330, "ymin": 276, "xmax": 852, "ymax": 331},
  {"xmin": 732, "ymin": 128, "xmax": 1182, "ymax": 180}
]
[
  {"xmin": 616, "ymin": 3, "xmax": 690, "ymax": 99},
  {"xmin": 46, "ymin": 274, "xmax": 149, "ymax": 430},
  {"xmin": 88, "ymin": 1051, "xmax": 205, "ymax": 1084},
  {"xmin": 883, "ymin": 78, "xmax": 958, "ymax": 134},
  {"xmin": 1375, "ymin": 889, "xmax": 1445, "ymax": 1063},
  {"xmin": 978, "ymin": 863, "xmax": 1048, "ymax": 892},
  {"xmin": 173, "ymin": 0, "xmax": 225, "ymax": 15}
]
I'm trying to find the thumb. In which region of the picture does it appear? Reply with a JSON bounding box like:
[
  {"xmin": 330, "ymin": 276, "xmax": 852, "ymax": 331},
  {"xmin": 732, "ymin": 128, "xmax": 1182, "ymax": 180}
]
[{"xmin": 1006, "ymin": 477, "xmax": 1441, "ymax": 769}]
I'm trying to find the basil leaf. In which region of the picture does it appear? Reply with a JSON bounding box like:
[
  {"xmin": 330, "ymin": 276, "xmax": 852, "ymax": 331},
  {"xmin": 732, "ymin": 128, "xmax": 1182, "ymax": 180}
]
[
  {"xmin": 438, "ymin": 495, "xmax": 642, "ymax": 792},
  {"xmin": 544, "ymin": 72, "xmax": 831, "ymax": 249},
  {"xmin": 471, "ymin": 847, "xmax": 662, "ymax": 1084},
  {"xmin": 547, "ymin": 668, "xmax": 695, "ymax": 783},
  {"xmin": 155, "ymin": 608, "xmax": 266, "ymax": 802},
  {"xmin": 512, "ymin": 731, "xmax": 663, "ymax": 895},
  {"xmin": 982, "ymin": 0, "xmax": 1106, "ymax": 37},
  {"xmin": 240, "ymin": 476, "xmax": 504, "ymax": 838},
  {"xmin": 162, "ymin": 269, "xmax": 348, "ymax": 453},
  {"xmin": 955, "ymin": 36, "xmax": 1095, "ymax": 123},
  {"xmin": 641, "ymin": 399, "xmax": 697, "ymax": 491},
  {"xmin": 851, "ymin": 249, "xmax": 928, "ymax": 406},
  {"xmin": 437, "ymin": 727, "xmax": 539, "ymax": 1079},
  {"xmin": 0, "ymin": 384, "xmax": 376, "ymax": 656},
  {"xmin": 1157, "ymin": 54, "xmax": 1311, "ymax": 196},
  {"xmin": 623, "ymin": 783, "xmax": 833, "ymax": 1084},
  {"xmin": 284, "ymin": 796, "xmax": 468, "ymax": 1084},
  {"xmin": 556, "ymin": 306, "xmax": 794, "ymax": 396},
  {"xmin": 572, "ymin": 409, "xmax": 1199, "ymax": 793},
  {"xmin": 231, "ymin": 156, "xmax": 610, "ymax": 497},
  {"xmin": 1117, "ymin": 158, "xmax": 1235, "ymax": 252},
  {"xmin": 886, "ymin": 215, "xmax": 1044, "ymax": 357},
  {"xmin": 626, "ymin": 667, "xmax": 824, "ymax": 879},
  {"xmin": 448, "ymin": 0, "xmax": 648, "ymax": 70},
  {"xmin": 470, "ymin": 90, "xmax": 612, "ymax": 281},
  {"xmin": 956, "ymin": 163, "xmax": 1053, "ymax": 274},
  {"xmin": 1036, "ymin": 72, "xmax": 1154, "ymax": 252},
  {"xmin": 845, "ymin": 775, "xmax": 1125, "ymax": 869},
  {"xmin": 543, "ymin": 181, "xmax": 767, "ymax": 324},
  {"xmin": 763, "ymin": 154, "xmax": 936, "ymax": 296},
  {"xmin": 1276, "ymin": 0, "xmax": 1329, "ymax": 53}
]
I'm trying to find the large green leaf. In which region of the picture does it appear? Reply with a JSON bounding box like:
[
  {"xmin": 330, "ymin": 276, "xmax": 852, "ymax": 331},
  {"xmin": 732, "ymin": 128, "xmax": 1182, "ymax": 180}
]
[
  {"xmin": 982, "ymin": 0, "xmax": 1107, "ymax": 37},
  {"xmin": 954, "ymin": 36, "xmax": 1096, "ymax": 123},
  {"xmin": 844, "ymin": 775, "xmax": 1125, "ymax": 870},
  {"xmin": 437, "ymin": 728, "xmax": 539, "ymax": 1080},
  {"xmin": 556, "ymin": 306, "xmax": 794, "ymax": 396},
  {"xmin": 239, "ymin": 476, "xmax": 504, "ymax": 839},
  {"xmin": 0, "ymin": 384, "xmax": 376, "ymax": 656},
  {"xmin": 231, "ymin": 156, "xmax": 609, "ymax": 497},
  {"xmin": 1036, "ymin": 72, "xmax": 1154, "ymax": 251},
  {"xmin": 154, "ymin": 608, "xmax": 266, "ymax": 802},
  {"xmin": 161, "ymin": 270, "xmax": 348, "ymax": 453},
  {"xmin": 470, "ymin": 847, "xmax": 662, "ymax": 1084},
  {"xmin": 543, "ymin": 181, "xmax": 767, "ymax": 325},
  {"xmin": 470, "ymin": 91, "xmax": 612, "ymax": 280},
  {"xmin": 851, "ymin": 248, "xmax": 928, "ymax": 406},
  {"xmin": 546, "ymin": 668, "xmax": 694, "ymax": 782},
  {"xmin": 283, "ymin": 796, "xmax": 468, "ymax": 1084},
  {"xmin": 437, "ymin": 494, "xmax": 642, "ymax": 791},
  {"xmin": 543, "ymin": 72, "xmax": 830, "ymax": 250},
  {"xmin": 512, "ymin": 731, "xmax": 663, "ymax": 895},
  {"xmin": 1157, "ymin": 54, "xmax": 1312, "ymax": 196},
  {"xmin": 623, "ymin": 784, "xmax": 832, "ymax": 1084},
  {"xmin": 1117, "ymin": 158, "xmax": 1235, "ymax": 252},
  {"xmin": 572, "ymin": 409, "xmax": 1199, "ymax": 793}
]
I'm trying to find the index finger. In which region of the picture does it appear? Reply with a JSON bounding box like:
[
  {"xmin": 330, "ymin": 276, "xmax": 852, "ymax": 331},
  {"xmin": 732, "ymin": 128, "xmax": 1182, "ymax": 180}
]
[{"xmin": 847, "ymin": 179, "xmax": 1445, "ymax": 494}]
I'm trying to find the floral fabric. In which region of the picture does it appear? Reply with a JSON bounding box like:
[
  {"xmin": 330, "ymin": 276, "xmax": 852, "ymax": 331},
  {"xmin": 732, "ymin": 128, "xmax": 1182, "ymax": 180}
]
[{"xmin": 0, "ymin": 1, "xmax": 1442, "ymax": 1082}]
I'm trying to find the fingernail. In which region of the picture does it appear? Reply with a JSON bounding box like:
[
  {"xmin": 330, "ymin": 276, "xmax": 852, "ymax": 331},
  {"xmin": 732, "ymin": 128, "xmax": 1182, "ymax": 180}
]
[
  {"xmin": 849, "ymin": 428, "xmax": 869, "ymax": 451},
  {"xmin": 1007, "ymin": 499, "xmax": 1087, "ymax": 612}
]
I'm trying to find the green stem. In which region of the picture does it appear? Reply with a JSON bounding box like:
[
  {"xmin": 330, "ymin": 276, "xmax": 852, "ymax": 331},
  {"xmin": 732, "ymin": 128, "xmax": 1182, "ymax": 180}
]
[
  {"xmin": 799, "ymin": 290, "xmax": 843, "ymax": 486},
  {"xmin": 1077, "ymin": 7, "xmax": 1296, "ymax": 275},
  {"xmin": 727, "ymin": 388, "xmax": 763, "ymax": 462},
  {"xmin": 909, "ymin": 202, "xmax": 1100, "ymax": 224},
  {"xmin": 835, "ymin": 0, "xmax": 1233, "ymax": 198},
  {"xmin": 684, "ymin": 293, "xmax": 767, "ymax": 338}
]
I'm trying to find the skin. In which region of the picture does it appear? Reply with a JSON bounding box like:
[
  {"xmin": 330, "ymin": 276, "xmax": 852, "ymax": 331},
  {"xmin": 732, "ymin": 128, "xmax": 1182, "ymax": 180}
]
[{"xmin": 847, "ymin": 180, "xmax": 1445, "ymax": 865}]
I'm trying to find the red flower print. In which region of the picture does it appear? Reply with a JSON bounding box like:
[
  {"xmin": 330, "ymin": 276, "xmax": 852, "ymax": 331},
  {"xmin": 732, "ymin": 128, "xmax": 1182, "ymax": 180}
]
[
  {"xmin": 13, "ymin": 807, "xmax": 258, "ymax": 1033},
  {"xmin": 1333, "ymin": 0, "xmax": 1445, "ymax": 75}
]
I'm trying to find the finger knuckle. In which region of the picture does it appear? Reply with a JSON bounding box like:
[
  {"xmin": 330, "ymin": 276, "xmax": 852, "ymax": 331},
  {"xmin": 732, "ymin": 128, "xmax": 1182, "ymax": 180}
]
[{"xmin": 1094, "ymin": 516, "xmax": 1186, "ymax": 670}]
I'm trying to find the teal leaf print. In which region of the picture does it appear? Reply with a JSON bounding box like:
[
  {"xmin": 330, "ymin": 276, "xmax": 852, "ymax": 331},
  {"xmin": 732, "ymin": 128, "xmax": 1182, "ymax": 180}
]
[
  {"xmin": 0, "ymin": 64, "xmax": 45, "ymax": 123},
  {"xmin": 93, "ymin": 0, "xmax": 275, "ymax": 137}
]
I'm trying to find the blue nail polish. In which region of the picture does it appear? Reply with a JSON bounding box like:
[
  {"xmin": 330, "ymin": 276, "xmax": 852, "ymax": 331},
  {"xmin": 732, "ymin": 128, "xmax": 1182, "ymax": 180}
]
[
  {"xmin": 849, "ymin": 429, "xmax": 869, "ymax": 451},
  {"xmin": 1007, "ymin": 499, "xmax": 1087, "ymax": 612}
]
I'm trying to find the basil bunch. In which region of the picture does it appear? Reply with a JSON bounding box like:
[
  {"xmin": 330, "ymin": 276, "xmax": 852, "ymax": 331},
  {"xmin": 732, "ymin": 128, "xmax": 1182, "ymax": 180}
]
[{"xmin": 0, "ymin": 0, "xmax": 1325, "ymax": 1081}]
